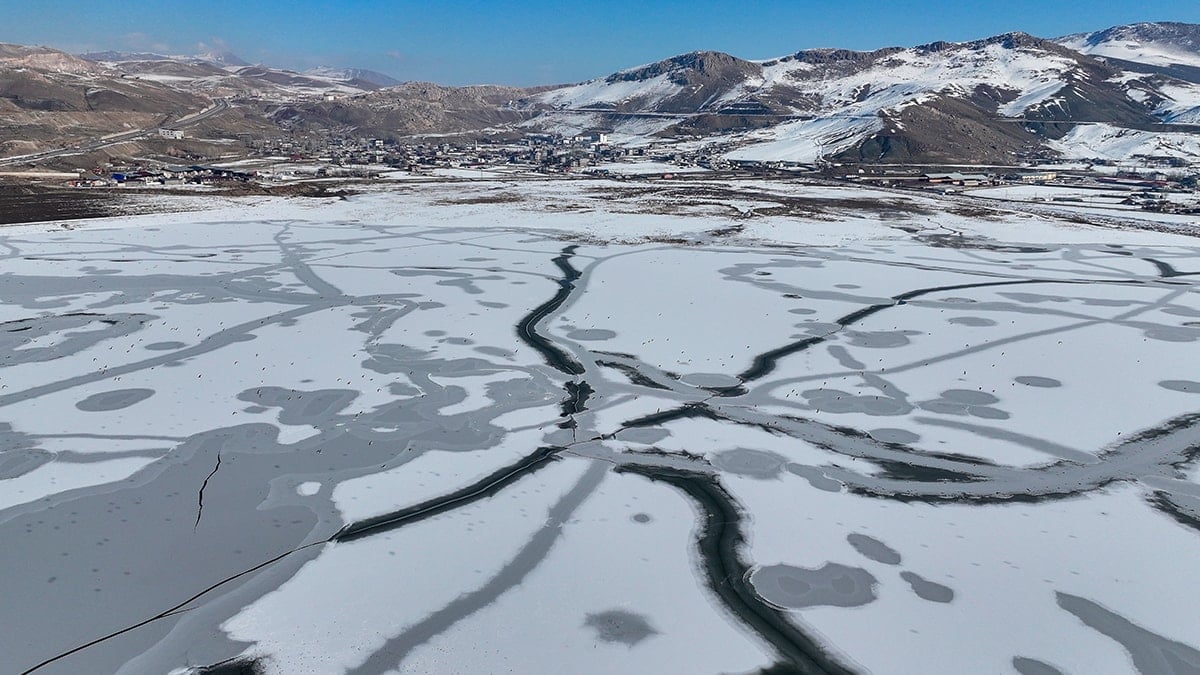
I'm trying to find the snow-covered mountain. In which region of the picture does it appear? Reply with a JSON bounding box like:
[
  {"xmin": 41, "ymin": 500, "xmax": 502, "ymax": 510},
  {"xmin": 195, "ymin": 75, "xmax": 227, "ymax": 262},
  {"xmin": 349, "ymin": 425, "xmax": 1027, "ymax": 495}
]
[
  {"xmin": 192, "ymin": 48, "xmax": 250, "ymax": 68},
  {"xmin": 1059, "ymin": 22, "xmax": 1200, "ymax": 69},
  {"xmin": 304, "ymin": 66, "xmax": 401, "ymax": 88},
  {"xmin": 527, "ymin": 26, "xmax": 1200, "ymax": 163},
  {"xmin": 78, "ymin": 50, "xmax": 396, "ymax": 99},
  {"xmin": 81, "ymin": 48, "xmax": 250, "ymax": 68}
]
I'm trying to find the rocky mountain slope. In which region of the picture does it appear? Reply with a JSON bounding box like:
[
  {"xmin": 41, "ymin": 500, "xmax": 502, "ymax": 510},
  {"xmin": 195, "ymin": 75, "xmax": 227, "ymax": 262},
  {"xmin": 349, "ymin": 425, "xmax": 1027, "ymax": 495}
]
[
  {"xmin": 263, "ymin": 81, "xmax": 538, "ymax": 138},
  {"xmin": 80, "ymin": 50, "xmax": 390, "ymax": 99},
  {"xmin": 0, "ymin": 44, "xmax": 209, "ymax": 159}
]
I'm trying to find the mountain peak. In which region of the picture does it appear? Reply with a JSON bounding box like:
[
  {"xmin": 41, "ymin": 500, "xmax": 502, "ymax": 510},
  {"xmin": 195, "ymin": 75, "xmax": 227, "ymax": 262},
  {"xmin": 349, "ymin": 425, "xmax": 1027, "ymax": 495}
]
[
  {"xmin": 1058, "ymin": 22, "xmax": 1200, "ymax": 68},
  {"xmin": 607, "ymin": 51, "xmax": 755, "ymax": 84},
  {"xmin": 193, "ymin": 48, "xmax": 249, "ymax": 67},
  {"xmin": 1079, "ymin": 21, "xmax": 1200, "ymax": 45},
  {"xmin": 304, "ymin": 66, "xmax": 401, "ymax": 88}
]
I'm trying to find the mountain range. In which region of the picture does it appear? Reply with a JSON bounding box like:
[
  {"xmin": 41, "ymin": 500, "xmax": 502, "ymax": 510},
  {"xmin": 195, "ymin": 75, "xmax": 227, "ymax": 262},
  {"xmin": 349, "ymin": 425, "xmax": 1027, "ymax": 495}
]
[{"xmin": 4, "ymin": 22, "xmax": 1200, "ymax": 166}]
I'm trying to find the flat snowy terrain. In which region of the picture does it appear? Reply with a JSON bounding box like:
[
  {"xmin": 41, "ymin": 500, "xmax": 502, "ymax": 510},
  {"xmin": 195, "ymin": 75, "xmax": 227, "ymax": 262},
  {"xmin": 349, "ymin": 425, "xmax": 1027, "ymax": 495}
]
[{"xmin": 2, "ymin": 178, "xmax": 1199, "ymax": 674}]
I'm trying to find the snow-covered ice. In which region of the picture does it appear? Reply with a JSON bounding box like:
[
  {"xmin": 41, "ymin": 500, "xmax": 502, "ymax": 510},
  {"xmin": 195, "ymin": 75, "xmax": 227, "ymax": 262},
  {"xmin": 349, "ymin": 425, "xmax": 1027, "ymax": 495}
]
[{"xmin": 2, "ymin": 177, "xmax": 1199, "ymax": 674}]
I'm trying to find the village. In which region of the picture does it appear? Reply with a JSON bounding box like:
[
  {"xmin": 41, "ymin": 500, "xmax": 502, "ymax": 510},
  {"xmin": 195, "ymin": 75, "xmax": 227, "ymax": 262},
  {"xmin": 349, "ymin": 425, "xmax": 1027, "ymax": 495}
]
[{"xmin": 11, "ymin": 126, "xmax": 1195, "ymax": 217}]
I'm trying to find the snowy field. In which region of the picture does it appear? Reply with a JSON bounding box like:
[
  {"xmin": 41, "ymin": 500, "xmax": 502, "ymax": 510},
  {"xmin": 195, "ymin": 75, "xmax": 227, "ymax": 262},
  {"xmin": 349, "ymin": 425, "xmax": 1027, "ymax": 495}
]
[{"xmin": 2, "ymin": 178, "xmax": 1199, "ymax": 674}]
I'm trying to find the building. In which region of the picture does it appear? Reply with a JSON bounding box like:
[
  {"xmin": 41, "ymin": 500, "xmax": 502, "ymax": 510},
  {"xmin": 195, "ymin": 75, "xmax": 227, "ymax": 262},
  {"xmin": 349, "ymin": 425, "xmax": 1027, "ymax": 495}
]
[
  {"xmin": 1019, "ymin": 171, "xmax": 1057, "ymax": 183},
  {"xmin": 158, "ymin": 128, "xmax": 185, "ymax": 140},
  {"xmin": 923, "ymin": 172, "xmax": 992, "ymax": 186}
]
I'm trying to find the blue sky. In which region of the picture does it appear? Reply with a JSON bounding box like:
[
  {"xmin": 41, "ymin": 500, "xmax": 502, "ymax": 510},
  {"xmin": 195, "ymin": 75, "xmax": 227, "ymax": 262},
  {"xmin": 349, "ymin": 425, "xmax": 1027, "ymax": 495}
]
[{"xmin": 3, "ymin": 0, "xmax": 1200, "ymax": 85}]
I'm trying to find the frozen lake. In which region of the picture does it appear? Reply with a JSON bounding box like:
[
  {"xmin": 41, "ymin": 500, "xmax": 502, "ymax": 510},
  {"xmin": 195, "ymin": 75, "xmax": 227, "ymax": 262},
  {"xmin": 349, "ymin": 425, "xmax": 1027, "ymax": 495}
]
[{"xmin": 3, "ymin": 180, "xmax": 1200, "ymax": 674}]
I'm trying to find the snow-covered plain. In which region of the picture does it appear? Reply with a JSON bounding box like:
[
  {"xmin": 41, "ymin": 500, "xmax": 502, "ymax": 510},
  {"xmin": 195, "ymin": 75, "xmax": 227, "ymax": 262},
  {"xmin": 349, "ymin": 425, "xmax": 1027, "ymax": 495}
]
[{"xmin": 2, "ymin": 177, "xmax": 1199, "ymax": 675}]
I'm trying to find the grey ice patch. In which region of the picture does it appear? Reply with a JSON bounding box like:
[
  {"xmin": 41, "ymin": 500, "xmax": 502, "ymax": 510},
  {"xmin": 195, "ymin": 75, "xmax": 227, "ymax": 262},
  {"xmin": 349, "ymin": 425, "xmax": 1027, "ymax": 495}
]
[
  {"xmin": 474, "ymin": 345, "xmax": 515, "ymax": 358},
  {"xmin": 238, "ymin": 387, "xmax": 357, "ymax": 426},
  {"xmin": 75, "ymin": 388, "xmax": 155, "ymax": 412},
  {"xmin": 391, "ymin": 269, "xmax": 494, "ymax": 295},
  {"xmin": 618, "ymin": 427, "xmax": 670, "ymax": 445},
  {"xmin": 1056, "ymin": 591, "xmax": 1200, "ymax": 674},
  {"xmin": 801, "ymin": 322, "xmax": 842, "ymax": 336},
  {"xmin": 0, "ymin": 423, "xmax": 51, "ymax": 478},
  {"xmin": 565, "ymin": 328, "xmax": 617, "ymax": 341},
  {"xmin": 361, "ymin": 343, "xmax": 432, "ymax": 374},
  {"xmin": 144, "ymin": 341, "xmax": 187, "ymax": 351},
  {"xmin": 477, "ymin": 301, "xmax": 508, "ymax": 309},
  {"xmin": 948, "ymin": 316, "xmax": 996, "ymax": 327},
  {"xmin": 1080, "ymin": 297, "xmax": 1136, "ymax": 307},
  {"xmin": 915, "ymin": 416, "xmax": 1097, "ymax": 465},
  {"xmin": 584, "ymin": 610, "xmax": 657, "ymax": 646},
  {"xmin": 846, "ymin": 533, "xmax": 901, "ymax": 565},
  {"xmin": 1132, "ymin": 323, "xmax": 1200, "ymax": 343},
  {"xmin": 869, "ymin": 428, "xmax": 920, "ymax": 444},
  {"xmin": 827, "ymin": 345, "xmax": 865, "ymax": 370},
  {"xmin": 388, "ymin": 382, "xmax": 421, "ymax": 396},
  {"xmin": 788, "ymin": 308, "xmax": 817, "ymax": 315},
  {"xmin": 844, "ymin": 330, "xmax": 921, "ymax": 349},
  {"xmin": 804, "ymin": 388, "xmax": 912, "ymax": 416},
  {"xmin": 1160, "ymin": 380, "xmax": 1200, "ymax": 394},
  {"xmin": 918, "ymin": 390, "xmax": 1009, "ymax": 420},
  {"xmin": 1000, "ymin": 292, "xmax": 1069, "ymax": 304},
  {"xmin": 940, "ymin": 389, "xmax": 999, "ymax": 405},
  {"xmin": 680, "ymin": 372, "xmax": 742, "ymax": 388},
  {"xmin": 750, "ymin": 563, "xmax": 877, "ymax": 609},
  {"xmin": 0, "ymin": 313, "xmax": 150, "ymax": 365},
  {"xmin": 1015, "ymin": 376, "xmax": 1062, "ymax": 388},
  {"xmin": 1163, "ymin": 305, "xmax": 1200, "ymax": 318},
  {"xmin": 900, "ymin": 571, "xmax": 954, "ymax": 603},
  {"xmin": 440, "ymin": 275, "xmax": 501, "ymax": 295},
  {"xmin": 711, "ymin": 448, "xmax": 787, "ymax": 480},
  {"xmin": 0, "ymin": 449, "xmax": 53, "ymax": 480},
  {"xmin": 787, "ymin": 464, "xmax": 843, "ymax": 492},
  {"xmin": 967, "ymin": 406, "xmax": 1010, "ymax": 420},
  {"xmin": 631, "ymin": 513, "xmax": 652, "ymax": 524},
  {"xmin": 1012, "ymin": 657, "xmax": 1066, "ymax": 675},
  {"xmin": 543, "ymin": 428, "xmax": 576, "ymax": 447}
]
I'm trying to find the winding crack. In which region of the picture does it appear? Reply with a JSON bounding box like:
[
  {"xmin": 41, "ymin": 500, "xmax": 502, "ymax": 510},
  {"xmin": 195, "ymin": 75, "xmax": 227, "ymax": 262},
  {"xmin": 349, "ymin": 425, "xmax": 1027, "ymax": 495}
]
[
  {"xmin": 194, "ymin": 452, "xmax": 222, "ymax": 530},
  {"xmin": 335, "ymin": 446, "xmax": 565, "ymax": 542},
  {"xmin": 738, "ymin": 278, "xmax": 1086, "ymax": 383},
  {"xmin": 616, "ymin": 464, "xmax": 856, "ymax": 674},
  {"xmin": 515, "ymin": 244, "xmax": 585, "ymax": 376}
]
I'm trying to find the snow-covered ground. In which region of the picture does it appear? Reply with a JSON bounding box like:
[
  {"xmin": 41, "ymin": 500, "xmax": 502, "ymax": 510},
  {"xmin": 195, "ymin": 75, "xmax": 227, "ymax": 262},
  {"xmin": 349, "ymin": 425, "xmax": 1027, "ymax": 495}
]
[
  {"xmin": 588, "ymin": 160, "xmax": 709, "ymax": 175},
  {"xmin": 2, "ymin": 177, "xmax": 1199, "ymax": 675},
  {"xmin": 1050, "ymin": 122, "xmax": 1200, "ymax": 160}
]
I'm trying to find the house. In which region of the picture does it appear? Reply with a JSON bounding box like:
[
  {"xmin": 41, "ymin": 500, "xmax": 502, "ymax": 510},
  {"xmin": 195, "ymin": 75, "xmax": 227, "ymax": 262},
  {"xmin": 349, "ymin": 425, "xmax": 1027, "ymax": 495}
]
[
  {"xmin": 923, "ymin": 172, "xmax": 992, "ymax": 186},
  {"xmin": 1019, "ymin": 172, "xmax": 1057, "ymax": 183}
]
